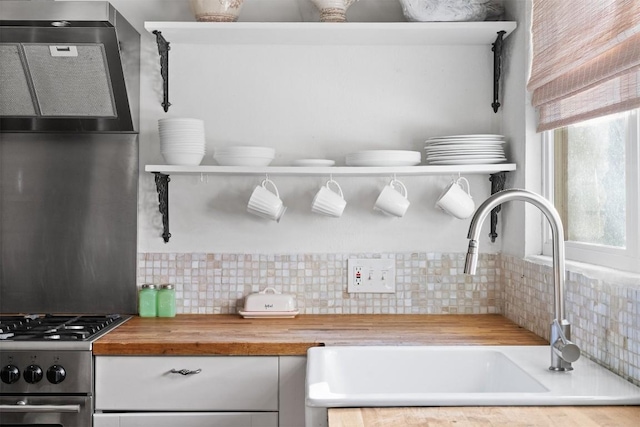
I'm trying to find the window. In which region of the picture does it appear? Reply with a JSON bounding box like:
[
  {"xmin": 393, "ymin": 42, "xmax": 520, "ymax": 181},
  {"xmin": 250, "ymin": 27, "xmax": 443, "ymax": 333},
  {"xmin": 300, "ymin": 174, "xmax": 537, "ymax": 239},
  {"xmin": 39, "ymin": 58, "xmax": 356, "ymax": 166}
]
[
  {"xmin": 530, "ymin": 1, "xmax": 640, "ymax": 273},
  {"xmin": 543, "ymin": 110, "xmax": 640, "ymax": 273}
]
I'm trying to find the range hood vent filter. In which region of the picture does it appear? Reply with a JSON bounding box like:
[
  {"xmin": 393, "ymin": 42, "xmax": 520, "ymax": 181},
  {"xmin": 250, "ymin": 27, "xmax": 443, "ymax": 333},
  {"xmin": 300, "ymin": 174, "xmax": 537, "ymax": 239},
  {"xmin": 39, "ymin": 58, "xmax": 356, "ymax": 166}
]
[
  {"xmin": 0, "ymin": 44, "xmax": 36, "ymax": 116},
  {"xmin": 0, "ymin": 43, "xmax": 117, "ymax": 118}
]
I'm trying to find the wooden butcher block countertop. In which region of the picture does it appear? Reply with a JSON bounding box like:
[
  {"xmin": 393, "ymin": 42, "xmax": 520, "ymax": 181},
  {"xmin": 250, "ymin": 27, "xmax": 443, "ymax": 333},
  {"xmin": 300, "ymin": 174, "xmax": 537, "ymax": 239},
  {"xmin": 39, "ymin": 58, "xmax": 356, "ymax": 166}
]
[
  {"xmin": 93, "ymin": 314, "xmax": 547, "ymax": 355},
  {"xmin": 329, "ymin": 407, "xmax": 640, "ymax": 427},
  {"xmin": 94, "ymin": 315, "xmax": 639, "ymax": 426}
]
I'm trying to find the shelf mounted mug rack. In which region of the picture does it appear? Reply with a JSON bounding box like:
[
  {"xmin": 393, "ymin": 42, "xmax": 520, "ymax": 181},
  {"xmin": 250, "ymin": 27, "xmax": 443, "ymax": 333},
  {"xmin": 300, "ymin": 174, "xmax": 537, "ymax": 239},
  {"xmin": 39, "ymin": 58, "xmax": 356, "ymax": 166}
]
[
  {"xmin": 148, "ymin": 170, "xmax": 509, "ymax": 243},
  {"xmin": 145, "ymin": 22, "xmax": 516, "ymax": 240}
]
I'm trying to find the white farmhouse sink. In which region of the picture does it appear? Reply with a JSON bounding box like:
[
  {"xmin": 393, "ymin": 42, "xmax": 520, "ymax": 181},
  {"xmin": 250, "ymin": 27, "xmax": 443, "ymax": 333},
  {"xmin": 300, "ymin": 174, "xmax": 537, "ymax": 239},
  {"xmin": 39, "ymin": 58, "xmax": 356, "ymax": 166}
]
[
  {"xmin": 306, "ymin": 346, "xmax": 640, "ymax": 409},
  {"xmin": 313, "ymin": 347, "xmax": 546, "ymax": 400}
]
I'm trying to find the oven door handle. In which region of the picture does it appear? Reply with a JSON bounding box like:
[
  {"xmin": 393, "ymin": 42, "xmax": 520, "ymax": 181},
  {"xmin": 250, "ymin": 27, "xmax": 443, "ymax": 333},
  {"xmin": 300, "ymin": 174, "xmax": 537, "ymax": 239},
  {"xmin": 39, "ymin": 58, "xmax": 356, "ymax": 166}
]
[{"xmin": 0, "ymin": 402, "xmax": 81, "ymax": 413}]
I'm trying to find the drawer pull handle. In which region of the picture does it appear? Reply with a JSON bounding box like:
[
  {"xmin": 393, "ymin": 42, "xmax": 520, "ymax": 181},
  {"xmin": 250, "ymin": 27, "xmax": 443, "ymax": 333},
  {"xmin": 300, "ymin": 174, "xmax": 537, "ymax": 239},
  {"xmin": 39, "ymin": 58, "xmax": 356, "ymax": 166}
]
[
  {"xmin": 0, "ymin": 403, "xmax": 81, "ymax": 413},
  {"xmin": 170, "ymin": 368, "xmax": 202, "ymax": 376}
]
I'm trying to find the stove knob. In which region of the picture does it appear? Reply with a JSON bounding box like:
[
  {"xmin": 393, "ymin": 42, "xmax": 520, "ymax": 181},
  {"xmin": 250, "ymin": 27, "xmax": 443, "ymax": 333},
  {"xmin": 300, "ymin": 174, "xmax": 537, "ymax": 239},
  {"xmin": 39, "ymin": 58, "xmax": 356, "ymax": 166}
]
[
  {"xmin": 24, "ymin": 364, "xmax": 43, "ymax": 384},
  {"xmin": 1, "ymin": 365, "xmax": 20, "ymax": 384},
  {"xmin": 46, "ymin": 365, "xmax": 66, "ymax": 384}
]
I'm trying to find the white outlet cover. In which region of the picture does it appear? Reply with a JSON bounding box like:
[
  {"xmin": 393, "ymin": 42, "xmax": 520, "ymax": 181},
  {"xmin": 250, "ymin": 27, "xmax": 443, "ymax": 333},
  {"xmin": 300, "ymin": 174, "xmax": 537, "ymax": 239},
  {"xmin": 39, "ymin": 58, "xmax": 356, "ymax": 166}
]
[{"xmin": 347, "ymin": 258, "xmax": 396, "ymax": 294}]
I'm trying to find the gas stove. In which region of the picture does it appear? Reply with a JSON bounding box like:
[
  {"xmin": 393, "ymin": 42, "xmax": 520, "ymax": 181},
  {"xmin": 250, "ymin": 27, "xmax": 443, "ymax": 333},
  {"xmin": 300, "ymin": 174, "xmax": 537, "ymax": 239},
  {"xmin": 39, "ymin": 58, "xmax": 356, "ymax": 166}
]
[
  {"xmin": 0, "ymin": 314, "xmax": 129, "ymax": 424},
  {"xmin": 0, "ymin": 314, "xmax": 129, "ymax": 393},
  {"xmin": 0, "ymin": 314, "xmax": 129, "ymax": 351}
]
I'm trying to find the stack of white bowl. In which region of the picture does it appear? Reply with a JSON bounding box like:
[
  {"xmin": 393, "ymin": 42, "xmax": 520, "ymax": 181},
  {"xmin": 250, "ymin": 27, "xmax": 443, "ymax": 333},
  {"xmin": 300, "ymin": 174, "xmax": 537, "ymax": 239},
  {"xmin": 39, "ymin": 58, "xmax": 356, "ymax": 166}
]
[
  {"xmin": 214, "ymin": 146, "xmax": 275, "ymax": 166},
  {"xmin": 158, "ymin": 118, "xmax": 206, "ymax": 166}
]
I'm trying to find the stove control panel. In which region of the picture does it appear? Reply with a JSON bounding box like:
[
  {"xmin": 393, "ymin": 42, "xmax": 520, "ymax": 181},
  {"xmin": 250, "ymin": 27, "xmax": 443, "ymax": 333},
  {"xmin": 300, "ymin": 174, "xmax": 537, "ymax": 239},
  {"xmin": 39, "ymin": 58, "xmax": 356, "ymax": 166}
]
[
  {"xmin": 47, "ymin": 364, "xmax": 67, "ymax": 384},
  {"xmin": 0, "ymin": 351, "xmax": 91, "ymax": 394},
  {"xmin": 0, "ymin": 364, "xmax": 20, "ymax": 384},
  {"xmin": 23, "ymin": 364, "xmax": 44, "ymax": 383}
]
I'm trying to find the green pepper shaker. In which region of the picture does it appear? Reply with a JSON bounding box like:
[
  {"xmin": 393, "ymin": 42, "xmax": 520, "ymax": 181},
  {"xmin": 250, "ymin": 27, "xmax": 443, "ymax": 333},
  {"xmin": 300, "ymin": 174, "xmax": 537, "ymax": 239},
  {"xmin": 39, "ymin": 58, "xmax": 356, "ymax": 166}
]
[
  {"xmin": 157, "ymin": 284, "xmax": 176, "ymax": 317},
  {"xmin": 138, "ymin": 284, "xmax": 158, "ymax": 317}
]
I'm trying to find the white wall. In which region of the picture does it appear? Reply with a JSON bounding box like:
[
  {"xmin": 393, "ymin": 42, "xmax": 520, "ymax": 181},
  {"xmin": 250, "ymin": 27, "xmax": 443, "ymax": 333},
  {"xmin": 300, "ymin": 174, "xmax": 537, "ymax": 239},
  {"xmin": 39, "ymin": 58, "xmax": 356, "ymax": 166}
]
[
  {"xmin": 77, "ymin": 0, "xmax": 512, "ymax": 255},
  {"xmin": 500, "ymin": 0, "xmax": 544, "ymax": 259}
]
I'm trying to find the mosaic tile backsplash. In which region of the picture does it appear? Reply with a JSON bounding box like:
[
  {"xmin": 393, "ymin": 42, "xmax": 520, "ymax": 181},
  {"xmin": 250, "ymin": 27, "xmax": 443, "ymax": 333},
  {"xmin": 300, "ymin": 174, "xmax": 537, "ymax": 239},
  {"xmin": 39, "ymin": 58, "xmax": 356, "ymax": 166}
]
[
  {"xmin": 137, "ymin": 252, "xmax": 500, "ymax": 315},
  {"xmin": 138, "ymin": 251, "xmax": 640, "ymax": 386},
  {"xmin": 501, "ymin": 254, "xmax": 640, "ymax": 387}
]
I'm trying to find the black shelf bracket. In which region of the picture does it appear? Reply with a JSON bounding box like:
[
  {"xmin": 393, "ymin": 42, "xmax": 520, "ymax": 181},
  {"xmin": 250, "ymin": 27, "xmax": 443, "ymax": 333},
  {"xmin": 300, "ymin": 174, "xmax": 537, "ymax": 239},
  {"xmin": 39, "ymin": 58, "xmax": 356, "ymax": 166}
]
[
  {"xmin": 488, "ymin": 171, "xmax": 507, "ymax": 242},
  {"xmin": 152, "ymin": 30, "xmax": 171, "ymax": 112},
  {"xmin": 153, "ymin": 173, "xmax": 171, "ymax": 243},
  {"xmin": 491, "ymin": 30, "xmax": 506, "ymax": 113}
]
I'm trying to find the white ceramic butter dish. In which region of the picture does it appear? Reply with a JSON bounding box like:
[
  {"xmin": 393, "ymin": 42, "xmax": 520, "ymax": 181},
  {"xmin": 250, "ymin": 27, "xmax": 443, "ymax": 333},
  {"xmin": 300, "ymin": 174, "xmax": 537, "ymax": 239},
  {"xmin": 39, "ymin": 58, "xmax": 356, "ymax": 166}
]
[
  {"xmin": 238, "ymin": 310, "xmax": 300, "ymax": 319},
  {"xmin": 242, "ymin": 287, "xmax": 297, "ymax": 313}
]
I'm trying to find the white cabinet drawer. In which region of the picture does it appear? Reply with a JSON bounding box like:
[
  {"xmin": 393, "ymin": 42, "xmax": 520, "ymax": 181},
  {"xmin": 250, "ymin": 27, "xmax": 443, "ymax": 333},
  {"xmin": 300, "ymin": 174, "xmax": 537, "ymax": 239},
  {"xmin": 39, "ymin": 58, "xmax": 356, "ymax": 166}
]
[
  {"xmin": 94, "ymin": 412, "xmax": 278, "ymax": 427},
  {"xmin": 95, "ymin": 356, "xmax": 278, "ymax": 411}
]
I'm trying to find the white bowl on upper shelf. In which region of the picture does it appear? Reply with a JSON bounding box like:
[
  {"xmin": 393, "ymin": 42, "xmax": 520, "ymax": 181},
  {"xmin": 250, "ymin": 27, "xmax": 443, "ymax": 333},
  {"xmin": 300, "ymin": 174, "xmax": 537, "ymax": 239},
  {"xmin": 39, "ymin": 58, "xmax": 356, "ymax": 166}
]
[
  {"xmin": 346, "ymin": 150, "xmax": 421, "ymax": 167},
  {"xmin": 213, "ymin": 146, "xmax": 275, "ymax": 166},
  {"xmin": 162, "ymin": 152, "xmax": 205, "ymax": 166},
  {"xmin": 158, "ymin": 118, "xmax": 205, "ymax": 166}
]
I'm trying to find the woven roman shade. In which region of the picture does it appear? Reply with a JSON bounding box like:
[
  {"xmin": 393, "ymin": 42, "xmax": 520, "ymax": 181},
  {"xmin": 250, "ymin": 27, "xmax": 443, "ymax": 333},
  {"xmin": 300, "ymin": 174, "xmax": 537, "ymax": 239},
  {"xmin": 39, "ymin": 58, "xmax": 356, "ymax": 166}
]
[{"xmin": 527, "ymin": 0, "xmax": 640, "ymax": 132}]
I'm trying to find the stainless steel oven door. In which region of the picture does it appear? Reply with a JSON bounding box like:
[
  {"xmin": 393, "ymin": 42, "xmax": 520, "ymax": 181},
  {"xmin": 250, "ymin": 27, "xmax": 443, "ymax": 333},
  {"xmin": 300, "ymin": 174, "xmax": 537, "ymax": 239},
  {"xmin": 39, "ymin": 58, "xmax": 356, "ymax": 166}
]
[{"xmin": 0, "ymin": 395, "xmax": 91, "ymax": 426}]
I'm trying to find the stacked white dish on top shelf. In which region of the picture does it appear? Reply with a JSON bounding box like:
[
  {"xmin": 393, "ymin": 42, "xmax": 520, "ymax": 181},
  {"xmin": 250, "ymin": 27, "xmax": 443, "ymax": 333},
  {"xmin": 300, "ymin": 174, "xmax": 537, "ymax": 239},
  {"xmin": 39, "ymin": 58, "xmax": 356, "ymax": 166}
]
[
  {"xmin": 346, "ymin": 150, "xmax": 422, "ymax": 167},
  {"xmin": 158, "ymin": 118, "xmax": 206, "ymax": 166},
  {"xmin": 424, "ymin": 134, "xmax": 507, "ymax": 165},
  {"xmin": 214, "ymin": 146, "xmax": 275, "ymax": 166}
]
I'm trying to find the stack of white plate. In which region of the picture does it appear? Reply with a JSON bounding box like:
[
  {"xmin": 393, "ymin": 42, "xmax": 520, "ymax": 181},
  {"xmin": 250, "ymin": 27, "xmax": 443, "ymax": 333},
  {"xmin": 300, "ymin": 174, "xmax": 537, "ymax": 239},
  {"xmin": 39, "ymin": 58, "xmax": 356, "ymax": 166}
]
[
  {"xmin": 158, "ymin": 118, "xmax": 206, "ymax": 165},
  {"xmin": 346, "ymin": 150, "xmax": 421, "ymax": 167},
  {"xmin": 424, "ymin": 134, "xmax": 507, "ymax": 165},
  {"xmin": 214, "ymin": 146, "xmax": 275, "ymax": 166}
]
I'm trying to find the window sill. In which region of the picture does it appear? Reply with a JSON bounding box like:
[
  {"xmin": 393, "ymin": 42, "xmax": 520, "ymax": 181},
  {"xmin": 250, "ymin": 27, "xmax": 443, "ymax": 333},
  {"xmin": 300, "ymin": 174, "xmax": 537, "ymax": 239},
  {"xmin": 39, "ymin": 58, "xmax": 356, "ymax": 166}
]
[{"xmin": 526, "ymin": 255, "xmax": 640, "ymax": 287}]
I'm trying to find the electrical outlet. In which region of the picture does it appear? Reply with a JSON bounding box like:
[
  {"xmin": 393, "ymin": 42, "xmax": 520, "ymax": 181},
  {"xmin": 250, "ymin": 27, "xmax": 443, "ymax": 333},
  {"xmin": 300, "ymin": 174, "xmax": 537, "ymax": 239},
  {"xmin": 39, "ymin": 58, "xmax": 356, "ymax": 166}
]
[
  {"xmin": 355, "ymin": 266, "xmax": 362, "ymax": 285},
  {"xmin": 347, "ymin": 258, "xmax": 395, "ymax": 293}
]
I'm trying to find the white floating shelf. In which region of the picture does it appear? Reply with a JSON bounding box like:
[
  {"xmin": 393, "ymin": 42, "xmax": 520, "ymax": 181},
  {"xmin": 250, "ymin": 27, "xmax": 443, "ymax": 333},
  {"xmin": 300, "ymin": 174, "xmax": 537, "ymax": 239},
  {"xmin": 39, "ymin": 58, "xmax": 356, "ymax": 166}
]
[
  {"xmin": 144, "ymin": 21, "xmax": 517, "ymax": 45},
  {"xmin": 145, "ymin": 164, "xmax": 516, "ymax": 176}
]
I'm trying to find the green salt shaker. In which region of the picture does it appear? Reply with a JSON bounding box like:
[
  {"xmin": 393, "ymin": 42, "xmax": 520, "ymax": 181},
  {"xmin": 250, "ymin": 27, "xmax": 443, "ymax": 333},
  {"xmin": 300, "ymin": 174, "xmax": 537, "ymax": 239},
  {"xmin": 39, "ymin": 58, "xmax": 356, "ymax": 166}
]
[
  {"xmin": 157, "ymin": 284, "xmax": 176, "ymax": 317},
  {"xmin": 139, "ymin": 284, "xmax": 158, "ymax": 317}
]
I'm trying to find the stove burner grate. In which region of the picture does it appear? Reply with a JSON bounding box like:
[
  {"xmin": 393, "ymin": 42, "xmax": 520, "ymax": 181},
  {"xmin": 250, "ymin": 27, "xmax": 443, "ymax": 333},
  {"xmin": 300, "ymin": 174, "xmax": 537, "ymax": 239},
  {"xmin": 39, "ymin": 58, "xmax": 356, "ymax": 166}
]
[{"xmin": 0, "ymin": 314, "xmax": 123, "ymax": 341}]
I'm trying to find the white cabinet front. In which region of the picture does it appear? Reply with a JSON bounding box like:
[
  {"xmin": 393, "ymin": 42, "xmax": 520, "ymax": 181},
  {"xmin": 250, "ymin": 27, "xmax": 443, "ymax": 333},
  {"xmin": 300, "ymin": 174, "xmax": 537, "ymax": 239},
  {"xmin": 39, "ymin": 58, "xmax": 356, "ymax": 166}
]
[
  {"xmin": 95, "ymin": 356, "xmax": 278, "ymax": 411},
  {"xmin": 94, "ymin": 412, "xmax": 278, "ymax": 427}
]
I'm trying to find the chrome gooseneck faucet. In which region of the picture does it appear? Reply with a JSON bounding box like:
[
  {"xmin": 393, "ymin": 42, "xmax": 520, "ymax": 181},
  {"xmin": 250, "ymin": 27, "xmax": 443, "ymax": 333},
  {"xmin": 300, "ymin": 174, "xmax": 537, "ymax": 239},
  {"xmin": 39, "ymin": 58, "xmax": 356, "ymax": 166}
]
[{"xmin": 464, "ymin": 189, "xmax": 581, "ymax": 371}]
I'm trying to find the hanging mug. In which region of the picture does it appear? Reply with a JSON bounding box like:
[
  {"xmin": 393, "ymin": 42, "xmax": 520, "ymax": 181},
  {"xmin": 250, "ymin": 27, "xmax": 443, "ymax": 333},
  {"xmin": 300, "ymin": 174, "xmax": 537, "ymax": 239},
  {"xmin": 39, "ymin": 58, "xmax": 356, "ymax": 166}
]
[
  {"xmin": 247, "ymin": 178, "xmax": 287, "ymax": 222},
  {"xmin": 435, "ymin": 176, "xmax": 475, "ymax": 219},
  {"xmin": 374, "ymin": 179, "xmax": 410, "ymax": 217},
  {"xmin": 312, "ymin": 179, "xmax": 347, "ymax": 218}
]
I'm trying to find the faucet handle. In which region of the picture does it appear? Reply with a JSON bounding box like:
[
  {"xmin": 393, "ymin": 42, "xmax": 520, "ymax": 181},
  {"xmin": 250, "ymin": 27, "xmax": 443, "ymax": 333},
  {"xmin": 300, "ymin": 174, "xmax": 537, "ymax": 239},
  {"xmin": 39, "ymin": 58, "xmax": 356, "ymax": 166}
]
[
  {"xmin": 551, "ymin": 319, "xmax": 581, "ymax": 364},
  {"xmin": 553, "ymin": 339, "xmax": 580, "ymax": 363}
]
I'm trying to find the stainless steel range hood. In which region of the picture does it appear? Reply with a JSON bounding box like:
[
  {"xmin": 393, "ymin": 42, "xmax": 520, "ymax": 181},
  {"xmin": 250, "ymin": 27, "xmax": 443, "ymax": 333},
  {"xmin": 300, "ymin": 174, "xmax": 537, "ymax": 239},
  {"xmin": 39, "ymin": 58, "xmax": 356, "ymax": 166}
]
[
  {"xmin": 0, "ymin": 2, "xmax": 140, "ymax": 315},
  {"xmin": 0, "ymin": 1, "xmax": 140, "ymax": 132}
]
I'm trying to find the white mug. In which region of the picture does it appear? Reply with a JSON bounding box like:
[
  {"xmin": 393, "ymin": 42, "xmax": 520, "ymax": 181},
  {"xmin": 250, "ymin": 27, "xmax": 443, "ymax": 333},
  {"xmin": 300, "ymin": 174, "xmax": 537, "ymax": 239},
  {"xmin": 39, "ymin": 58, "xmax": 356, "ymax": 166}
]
[
  {"xmin": 435, "ymin": 176, "xmax": 475, "ymax": 219},
  {"xmin": 374, "ymin": 179, "xmax": 410, "ymax": 217},
  {"xmin": 247, "ymin": 178, "xmax": 286, "ymax": 222},
  {"xmin": 312, "ymin": 179, "xmax": 346, "ymax": 218}
]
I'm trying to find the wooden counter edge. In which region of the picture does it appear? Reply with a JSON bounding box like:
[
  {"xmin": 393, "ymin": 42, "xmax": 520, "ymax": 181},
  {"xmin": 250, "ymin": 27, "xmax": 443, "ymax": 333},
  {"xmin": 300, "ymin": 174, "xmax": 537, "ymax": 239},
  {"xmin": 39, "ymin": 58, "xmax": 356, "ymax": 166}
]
[
  {"xmin": 92, "ymin": 342, "xmax": 319, "ymax": 356},
  {"xmin": 328, "ymin": 406, "xmax": 640, "ymax": 427}
]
